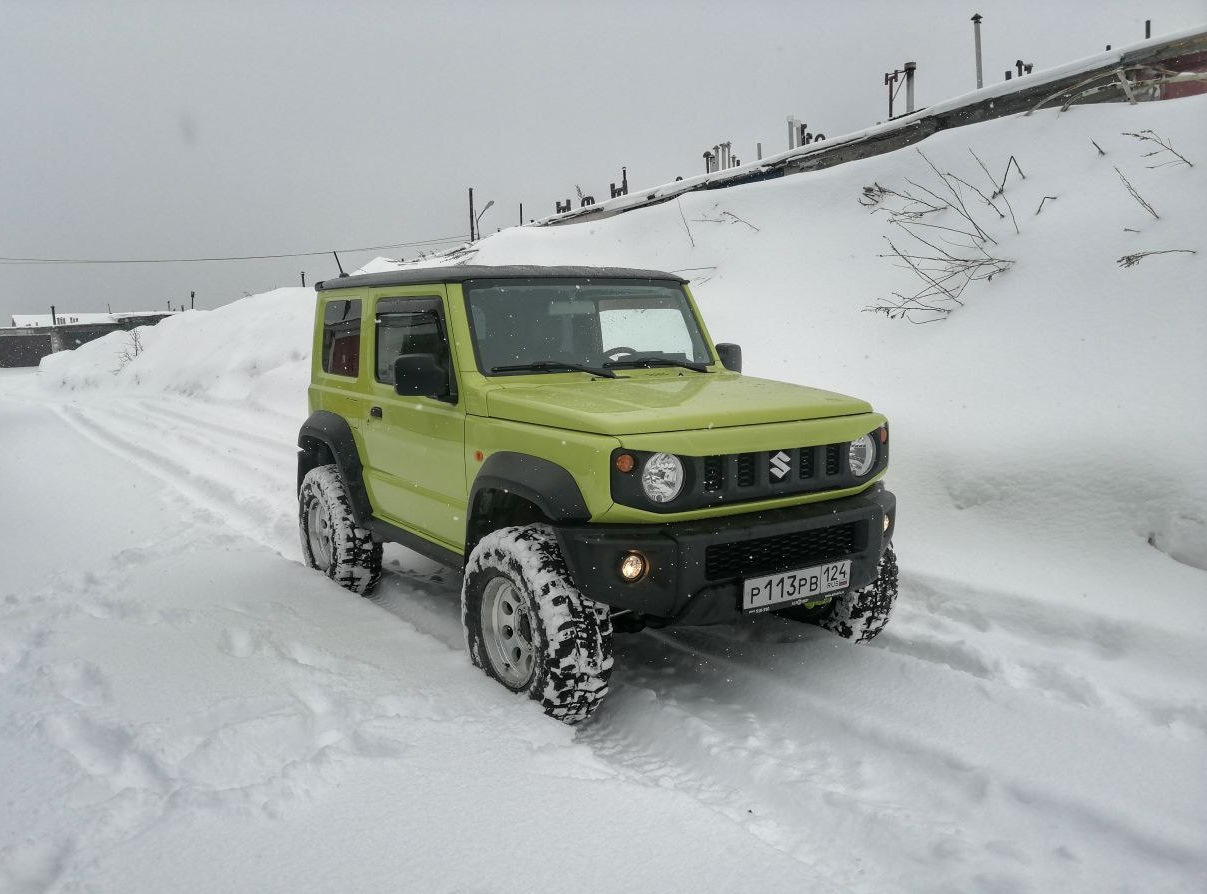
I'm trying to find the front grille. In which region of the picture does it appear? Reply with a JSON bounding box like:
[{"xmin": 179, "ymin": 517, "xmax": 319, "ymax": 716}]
[
  {"xmin": 736, "ymin": 452, "xmax": 757, "ymax": 487},
  {"xmin": 611, "ymin": 435, "xmax": 883, "ymax": 514},
  {"xmin": 825, "ymin": 444, "xmax": 842, "ymax": 476},
  {"xmin": 704, "ymin": 522, "xmax": 859, "ymax": 580},
  {"xmin": 798, "ymin": 447, "xmax": 815, "ymax": 480}
]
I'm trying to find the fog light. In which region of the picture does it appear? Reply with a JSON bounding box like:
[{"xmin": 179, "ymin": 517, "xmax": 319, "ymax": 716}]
[{"xmin": 619, "ymin": 551, "xmax": 648, "ymax": 582}]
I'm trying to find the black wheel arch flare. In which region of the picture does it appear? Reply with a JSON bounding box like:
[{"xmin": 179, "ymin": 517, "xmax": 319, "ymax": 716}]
[
  {"xmin": 297, "ymin": 410, "xmax": 373, "ymax": 524},
  {"xmin": 467, "ymin": 452, "xmax": 591, "ymax": 549}
]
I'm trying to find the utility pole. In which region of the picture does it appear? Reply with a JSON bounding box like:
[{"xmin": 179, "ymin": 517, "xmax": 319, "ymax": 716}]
[
  {"xmin": 972, "ymin": 13, "xmax": 984, "ymax": 89},
  {"xmin": 190, "ymin": 290, "xmax": 195, "ymax": 310},
  {"xmin": 468, "ymin": 187, "xmax": 476, "ymax": 241},
  {"xmin": 301, "ymin": 271, "xmax": 306, "ymax": 287}
]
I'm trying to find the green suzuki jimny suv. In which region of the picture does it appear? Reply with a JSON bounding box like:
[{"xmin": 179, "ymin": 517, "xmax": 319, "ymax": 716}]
[{"xmin": 298, "ymin": 265, "xmax": 896, "ymax": 723}]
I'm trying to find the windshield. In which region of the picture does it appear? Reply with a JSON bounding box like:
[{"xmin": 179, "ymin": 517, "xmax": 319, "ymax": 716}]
[{"xmin": 464, "ymin": 278, "xmax": 712, "ymax": 376}]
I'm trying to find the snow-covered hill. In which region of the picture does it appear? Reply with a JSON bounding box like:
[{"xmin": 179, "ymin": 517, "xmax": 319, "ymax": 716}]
[{"xmin": 2, "ymin": 95, "xmax": 1204, "ymax": 892}]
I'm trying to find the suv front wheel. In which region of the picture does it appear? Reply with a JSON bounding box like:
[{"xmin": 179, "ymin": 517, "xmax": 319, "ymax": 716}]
[
  {"xmin": 779, "ymin": 545, "xmax": 898, "ymax": 643},
  {"xmin": 462, "ymin": 525, "xmax": 614, "ymax": 724},
  {"xmin": 299, "ymin": 464, "xmax": 383, "ymax": 595}
]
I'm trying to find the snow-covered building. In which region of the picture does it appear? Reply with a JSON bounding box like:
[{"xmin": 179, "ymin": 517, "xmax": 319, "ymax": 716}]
[
  {"xmin": 0, "ymin": 311, "xmax": 176, "ymax": 368},
  {"xmin": 9, "ymin": 311, "xmax": 169, "ymax": 328}
]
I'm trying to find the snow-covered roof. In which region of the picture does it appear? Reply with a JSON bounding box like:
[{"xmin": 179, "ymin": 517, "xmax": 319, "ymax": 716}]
[
  {"xmin": 532, "ymin": 24, "xmax": 1207, "ymax": 228},
  {"xmin": 9, "ymin": 311, "xmax": 171, "ymax": 328}
]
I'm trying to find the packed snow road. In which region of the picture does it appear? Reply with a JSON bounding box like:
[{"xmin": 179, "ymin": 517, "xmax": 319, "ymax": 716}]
[
  {"xmin": 2, "ymin": 370, "xmax": 1203, "ymax": 892},
  {"xmin": 0, "ymin": 379, "xmax": 820, "ymax": 893}
]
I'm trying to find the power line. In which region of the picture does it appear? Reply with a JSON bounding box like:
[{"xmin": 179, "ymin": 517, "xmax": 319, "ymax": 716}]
[{"xmin": 0, "ymin": 234, "xmax": 470, "ymax": 266}]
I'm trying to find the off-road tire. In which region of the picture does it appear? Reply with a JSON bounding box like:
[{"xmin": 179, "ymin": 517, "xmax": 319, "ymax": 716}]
[
  {"xmin": 462, "ymin": 524, "xmax": 613, "ymax": 724},
  {"xmin": 780, "ymin": 546, "xmax": 898, "ymax": 643},
  {"xmin": 298, "ymin": 464, "xmax": 382, "ymax": 595}
]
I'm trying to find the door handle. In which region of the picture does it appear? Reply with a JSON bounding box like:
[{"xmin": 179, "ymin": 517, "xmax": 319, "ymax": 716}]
[{"xmin": 369, "ymin": 406, "xmax": 383, "ymax": 419}]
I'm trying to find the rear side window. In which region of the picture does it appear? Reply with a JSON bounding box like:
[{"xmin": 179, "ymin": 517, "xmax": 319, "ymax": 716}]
[{"xmin": 322, "ymin": 299, "xmax": 361, "ymax": 377}]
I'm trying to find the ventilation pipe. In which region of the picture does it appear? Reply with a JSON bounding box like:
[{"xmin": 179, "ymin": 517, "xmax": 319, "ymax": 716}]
[
  {"xmin": 904, "ymin": 61, "xmax": 917, "ymax": 113},
  {"xmin": 971, "ymin": 14, "xmax": 984, "ymax": 89}
]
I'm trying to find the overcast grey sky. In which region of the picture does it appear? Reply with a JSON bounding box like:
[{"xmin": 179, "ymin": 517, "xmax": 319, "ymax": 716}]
[{"xmin": 2, "ymin": 0, "xmax": 1203, "ymax": 316}]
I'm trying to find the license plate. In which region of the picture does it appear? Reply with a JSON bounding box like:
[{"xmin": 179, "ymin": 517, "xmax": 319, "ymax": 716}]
[{"xmin": 742, "ymin": 560, "xmax": 851, "ymax": 613}]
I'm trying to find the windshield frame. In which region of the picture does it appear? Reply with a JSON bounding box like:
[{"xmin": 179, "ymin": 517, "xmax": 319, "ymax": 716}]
[{"xmin": 461, "ymin": 277, "xmax": 716, "ymax": 378}]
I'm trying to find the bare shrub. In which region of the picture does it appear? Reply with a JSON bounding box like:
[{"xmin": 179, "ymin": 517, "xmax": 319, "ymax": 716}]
[{"xmin": 861, "ymin": 150, "xmax": 1019, "ymax": 323}]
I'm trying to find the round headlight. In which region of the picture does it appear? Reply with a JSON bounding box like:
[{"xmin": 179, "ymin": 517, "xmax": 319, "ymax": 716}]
[
  {"xmin": 848, "ymin": 434, "xmax": 877, "ymax": 477},
  {"xmin": 641, "ymin": 453, "xmax": 684, "ymax": 503}
]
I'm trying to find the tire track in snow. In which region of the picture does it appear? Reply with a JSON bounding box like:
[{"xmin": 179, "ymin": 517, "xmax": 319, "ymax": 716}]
[
  {"xmin": 583, "ymin": 624, "xmax": 1206, "ymax": 892},
  {"xmin": 52, "ymin": 403, "xmax": 298, "ymax": 557},
  {"xmin": 140, "ymin": 398, "xmax": 297, "ymax": 453},
  {"xmin": 880, "ymin": 572, "xmax": 1207, "ymax": 737},
  {"xmin": 98, "ymin": 399, "xmax": 295, "ymax": 479}
]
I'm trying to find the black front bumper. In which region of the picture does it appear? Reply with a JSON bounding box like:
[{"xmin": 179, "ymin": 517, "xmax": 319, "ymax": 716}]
[{"xmin": 554, "ymin": 483, "xmax": 895, "ymax": 627}]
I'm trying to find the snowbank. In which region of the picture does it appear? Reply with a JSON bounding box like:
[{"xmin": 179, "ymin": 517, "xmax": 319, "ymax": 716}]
[{"xmin": 39, "ymin": 287, "xmax": 314, "ymax": 419}]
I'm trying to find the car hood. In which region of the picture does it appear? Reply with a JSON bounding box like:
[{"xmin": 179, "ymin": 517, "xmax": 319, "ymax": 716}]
[{"xmin": 481, "ymin": 371, "xmax": 873, "ymax": 436}]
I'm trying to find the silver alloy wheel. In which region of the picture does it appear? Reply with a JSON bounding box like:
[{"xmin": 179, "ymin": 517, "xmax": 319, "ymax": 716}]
[
  {"xmin": 306, "ymin": 500, "xmax": 334, "ymax": 570},
  {"xmin": 479, "ymin": 576, "xmax": 536, "ymax": 688}
]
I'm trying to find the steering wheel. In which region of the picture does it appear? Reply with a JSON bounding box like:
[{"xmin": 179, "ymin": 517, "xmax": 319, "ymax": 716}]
[{"xmin": 603, "ymin": 346, "xmax": 638, "ymax": 361}]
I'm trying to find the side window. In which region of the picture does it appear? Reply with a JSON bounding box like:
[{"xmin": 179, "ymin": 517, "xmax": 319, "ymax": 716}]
[
  {"xmin": 375, "ymin": 297, "xmax": 453, "ymax": 389},
  {"xmin": 321, "ymin": 299, "xmax": 362, "ymax": 377}
]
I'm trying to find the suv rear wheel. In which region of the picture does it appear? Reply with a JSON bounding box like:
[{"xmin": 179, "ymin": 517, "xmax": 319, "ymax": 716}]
[
  {"xmin": 462, "ymin": 525, "xmax": 613, "ymax": 724},
  {"xmin": 298, "ymin": 464, "xmax": 382, "ymax": 594}
]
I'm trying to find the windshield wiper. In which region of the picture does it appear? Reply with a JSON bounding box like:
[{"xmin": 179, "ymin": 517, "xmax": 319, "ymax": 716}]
[
  {"xmin": 491, "ymin": 360, "xmax": 618, "ymax": 379},
  {"xmin": 604, "ymin": 356, "xmax": 711, "ymax": 373}
]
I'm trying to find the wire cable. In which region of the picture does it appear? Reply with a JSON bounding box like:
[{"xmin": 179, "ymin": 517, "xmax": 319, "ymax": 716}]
[{"xmin": 0, "ymin": 234, "xmax": 470, "ymax": 265}]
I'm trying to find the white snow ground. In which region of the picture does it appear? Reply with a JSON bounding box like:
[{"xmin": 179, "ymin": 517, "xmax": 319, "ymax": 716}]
[{"xmin": 2, "ymin": 95, "xmax": 1205, "ymax": 893}]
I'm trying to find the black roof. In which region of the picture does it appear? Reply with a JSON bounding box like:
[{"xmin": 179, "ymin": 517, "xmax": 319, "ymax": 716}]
[{"xmin": 314, "ymin": 264, "xmax": 688, "ymax": 292}]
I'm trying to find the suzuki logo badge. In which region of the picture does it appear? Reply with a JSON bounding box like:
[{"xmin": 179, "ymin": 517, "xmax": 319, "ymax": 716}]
[{"xmin": 770, "ymin": 451, "xmax": 792, "ymax": 480}]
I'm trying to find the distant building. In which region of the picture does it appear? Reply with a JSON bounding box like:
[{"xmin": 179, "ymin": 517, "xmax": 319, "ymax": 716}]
[
  {"xmin": 0, "ymin": 311, "xmax": 176, "ymax": 368},
  {"xmin": 9, "ymin": 311, "xmax": 171, "ymax": 328}
]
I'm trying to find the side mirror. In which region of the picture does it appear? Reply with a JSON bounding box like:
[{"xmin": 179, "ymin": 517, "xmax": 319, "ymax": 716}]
[
  {"xmin": 715, "ymin": 342, "xmax": 742, "ymax": 373},
  {"xmin": 394, "ymin": 353, "xmax": 451, "ymax": 401}
]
